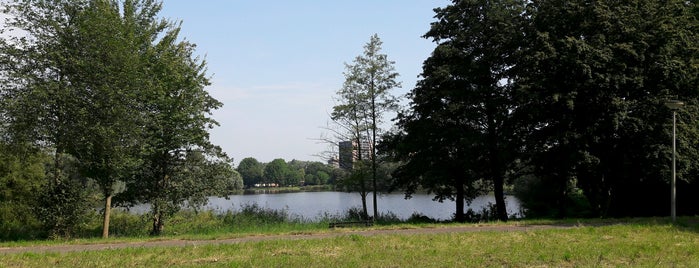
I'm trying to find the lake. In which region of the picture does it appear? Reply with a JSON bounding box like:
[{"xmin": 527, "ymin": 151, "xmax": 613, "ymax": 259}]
[{"xmin": 177, "ymin": 191, "xmax": 523, "ymax": 221}]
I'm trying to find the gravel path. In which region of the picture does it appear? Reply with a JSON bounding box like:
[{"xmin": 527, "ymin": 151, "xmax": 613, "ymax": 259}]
[{"xmin": 0, "ymin": 224, "xmax": 578, "ymax": 254}]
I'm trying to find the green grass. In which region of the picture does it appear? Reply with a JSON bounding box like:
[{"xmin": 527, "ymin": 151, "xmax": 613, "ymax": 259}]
[
  {"xmin": 2, "ymin": 205, "xmax": 698, "ymax": 267},
  {"xmin": 1, "ymin": 221, "xmax": 698, "ymax": 267}
]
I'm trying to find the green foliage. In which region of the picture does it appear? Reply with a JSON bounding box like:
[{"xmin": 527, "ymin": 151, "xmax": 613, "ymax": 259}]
[
  {"xmin": 0, "ymin": 0, "xmax": 166, "ymax": 238},
  {"xmin": 263, "ymin": 158, "xmax": 289, "ymax": 185},
  {"xmin": 0, "ymin": 0, "xmax": 227, "ymax": 237},
  {"xmin": 228, "ymin": 170, "xmax": 244, "ymax": 191},
  {"xmin": 285, "ymin": 168, "xmax": 304, "ymax": 186},
  {"xmin": 332, "ymin": 34, "xmax": 401, "ymax": 220},
  {"xmin": 237, "ymin": 157, "xmax": 264, "ymax": 187},
  {"xmin": 35, "ymin": 154, "xmax": 93, "ymax": 239},
  {"xmin": 0, "ymin": 144, "xmax": 46, "ymax": 240},
  {"xmin": 238, "ymin": 158, "xmax": 339, "ymax": 187},
  {"xmin": 516, "ymin": 0, "xmax": 699, "ymax": 217},
  {"xmin": 121, "ymin": 148, "xmax": 236, "ymax": 235},
  {"xmin": 0, "ymin": 145, "xmax": 45, "ymax": 202},
  {"xmin": 513, "ymin": 174, "xmax": 593, "ymax": 219},
  {"xmin": 384, "ymin": 0, "xmax": 699, "ymax": 220},
  {"xmin": 222, "ymin": 203, "xmax": 290, "ymax": 226},
  {"xmin": 382, "ymin": 0, "xmax": 526, "ymax": 222}
]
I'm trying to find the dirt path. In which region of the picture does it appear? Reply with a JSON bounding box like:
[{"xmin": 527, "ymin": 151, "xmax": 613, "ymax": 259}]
[{"xmin": 0, "ymin": 224, "xmax": 578, "ymax": 254}]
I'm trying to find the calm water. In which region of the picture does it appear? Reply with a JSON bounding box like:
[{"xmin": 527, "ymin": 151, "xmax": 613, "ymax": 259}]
[{"xmin": 195, "ymin": 192, "xmax": 522, "ymax": 221}]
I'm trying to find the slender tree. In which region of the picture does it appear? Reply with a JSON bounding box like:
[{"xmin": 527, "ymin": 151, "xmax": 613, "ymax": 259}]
[
  {"xmin": 332, "ymin": 34, "xmax": 400, "ymax": 220},
  {"xmin": 332, "ymin": 62, "xmax": 371, "ymax": 219}
]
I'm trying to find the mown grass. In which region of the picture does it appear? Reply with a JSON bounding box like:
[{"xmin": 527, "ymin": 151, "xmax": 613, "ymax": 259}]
[{"xmin": 2, "ymin": 220, "xmax": 698, "ymax": 267}]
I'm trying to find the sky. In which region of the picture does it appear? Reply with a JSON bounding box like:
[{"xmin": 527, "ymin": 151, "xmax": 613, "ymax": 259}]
[{"xmin": 155, "ymin": 1, "xmax": 452, "ymax": 165}]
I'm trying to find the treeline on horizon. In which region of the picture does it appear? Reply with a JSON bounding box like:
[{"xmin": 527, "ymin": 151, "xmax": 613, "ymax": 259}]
[
  {"xmin": 234, "ymin": 157, "xmax": 397, "ymax": 192},
  {"xmin": 236, "ymin": 157, "xmax": 339, "ymax": 187}
]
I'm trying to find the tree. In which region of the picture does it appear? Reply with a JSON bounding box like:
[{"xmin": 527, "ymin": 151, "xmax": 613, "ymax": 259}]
[
  {"xmin": 332, "ymin": 34, "xmax": 400, "ymax": 220},
  {"xmin": 286, "ymin": 159, "xmax": 306, "ymax": 186},
  {"xmin": 264, "ymin": 159, "xmax": 288, "ymax": 186},
  {"xmin": 1, "ymin": 0, "xmax": 149, "ymax": 238},
  {"xmin": 237, "ymin": 157, "xmax": 264, "ymax": 187},
  {"xmin": 285, "ymin": 168, "xmax": 304, "ymax": 186},
  {"xmin": 1, "ymin": 0, "xmax": 228, "ymax": 237},
  {"xmin": 516, "ymin": 0, "xmax": 699, "ymax": 217},
  {"xmin": 381, "ymin": 0, "xmax": 526, "ymax": 221},
  {"xmin": 304, "ymin": 161, "xmax": 333, "ymax": 185},
  {"xmin": 228, "ymin": 170, "xmax": 244, "ymax": 192},
  {"xmin": 116, "ymin": 7, "xmax": 229, "ymax": 235}
]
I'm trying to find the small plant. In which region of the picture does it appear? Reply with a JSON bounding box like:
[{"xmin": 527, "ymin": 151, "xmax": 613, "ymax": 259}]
[{"xmin": 406, "ymin": 212, "xmax": 437, "ymax": 224}]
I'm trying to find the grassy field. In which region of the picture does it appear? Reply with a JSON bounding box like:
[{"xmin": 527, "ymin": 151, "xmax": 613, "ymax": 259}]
[{"xmin": 1, "ymin": 219, "xmax": 698, "ymax": 267}]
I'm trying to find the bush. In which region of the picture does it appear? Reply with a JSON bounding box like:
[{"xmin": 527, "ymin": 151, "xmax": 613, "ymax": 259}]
[
  {"xmin": 35, "ymin": 178, "xmax": 92, "ymax": 239},
  {"xmin": 463, "ymin": 202, "xmax": 499, "ymax": 223},
  {"xmin": 108, "ymin": 211, "xmax": 150, "ymax": 237},
  {"xmin": 406, "ymin": 212, "xmax": 437, "ymax": 224},
  {"xmin": 0, "ymin": 202, "xmax": 44, "ymax": 241},
  {"xmin": 513, "ymin": 175, "xmax": 593, "ymax": 218},
  {"xmin": 221, "ymin": 203, "xmax": 290, "ymax": 227}
]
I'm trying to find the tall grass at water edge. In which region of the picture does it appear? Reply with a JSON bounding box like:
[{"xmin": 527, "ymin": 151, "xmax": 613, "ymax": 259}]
[{"xmin": 32, "ymin": 204, "xmax": 431, "ymax": 241}]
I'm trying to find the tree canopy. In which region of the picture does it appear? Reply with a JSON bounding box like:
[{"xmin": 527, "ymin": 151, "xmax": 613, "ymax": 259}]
[
  {"xmin": 382, "ymin": 0, "xmax": 699, "ymax": 220},
  {"xmin": 0, "ymin": 0, "xmax": 231, "ymax": 237}
]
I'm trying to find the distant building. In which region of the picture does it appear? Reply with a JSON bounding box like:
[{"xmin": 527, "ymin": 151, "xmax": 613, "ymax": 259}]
[
  {"xmin": 338, "ymin": 140, "xmax": 371, "ymax": 170},
  {"xmin": 327, "ymin": 156, "xmax": 340, "ymax": 168}
]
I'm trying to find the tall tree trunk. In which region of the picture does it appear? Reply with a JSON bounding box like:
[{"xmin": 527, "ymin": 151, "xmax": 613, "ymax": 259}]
[
  {"xmin": 360, "ymin": 189, "xmax": 369, "ymax": 220},
  {"xmin": 372, "ymin": 171, "xmax": 378, "ymax": 220},
  {"xmin": 371, "ymin": 95, "xmax": 378, "ymax": 221},
  {"xmin": 151, "ymin": 206, "xmax": 164, "ymax": 236},
  {"xmin": 493, "ymin": 174, "xmax": 507, "ymax": 221},
  {"xmin": 486, "ymin": 105, "xmax": 508, "ymax": 221},
  {"xmin": 102, "ymin": 194, "xmax": 112, "ymax": 238}
]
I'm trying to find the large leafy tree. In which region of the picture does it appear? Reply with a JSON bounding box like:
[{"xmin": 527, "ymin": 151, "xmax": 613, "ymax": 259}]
[
  {"xmin": 264, "ymin": 158, "xmax": 289, "ymax": 185},
  {"xmin": 517, "ymin": 0, "xmax": 699, "ymax": 217},
  {"xmin": 1, "ymin": 0, "xmax": 147, "ymax": 238},
  {"xmin": 237, "ymin": 157, "xmax": 265, "ymax": 187},
  {"xmin": 382, "ymin": 0, "xmax": 526, "ymax": 221},
  {"xmin": 332, "ymin": 34, "xmax": 400, "ymax": 220},
  {"xmin": 1, "ymin": 0, "xmax": 230, "ymax": 237},
  {"xmin": 116, "ymin": 13, "xmax": 230, "ymax": 235}
]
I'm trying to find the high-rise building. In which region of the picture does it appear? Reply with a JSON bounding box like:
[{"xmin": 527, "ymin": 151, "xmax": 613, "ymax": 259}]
[{"xmin": 338, "ymin": 140, "xmax": 371, "ymax": 170}]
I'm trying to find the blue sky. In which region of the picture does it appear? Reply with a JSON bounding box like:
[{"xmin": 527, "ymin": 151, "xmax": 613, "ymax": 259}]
[{"xmin": 159, "ymin": 1, "xmax": 450, "ymax": 164}]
